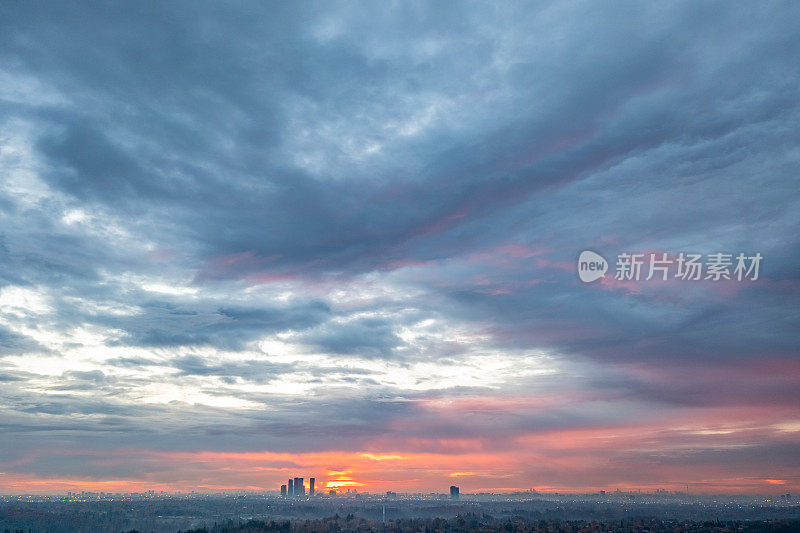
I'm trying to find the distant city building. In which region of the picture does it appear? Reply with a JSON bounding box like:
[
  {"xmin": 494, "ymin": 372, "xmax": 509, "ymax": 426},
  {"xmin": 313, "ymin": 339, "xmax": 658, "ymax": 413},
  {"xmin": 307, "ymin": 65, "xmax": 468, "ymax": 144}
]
[
  {"xmin": 280, "ymin": 484, "xmax": 287, "ymax": 496},
  {"xmin": 450, "ymin": 485, "xmax": 459, "ymax": 500},
  {"xmin": 285, "ymin": 475, "xmax": 319, "ymax": 496}
]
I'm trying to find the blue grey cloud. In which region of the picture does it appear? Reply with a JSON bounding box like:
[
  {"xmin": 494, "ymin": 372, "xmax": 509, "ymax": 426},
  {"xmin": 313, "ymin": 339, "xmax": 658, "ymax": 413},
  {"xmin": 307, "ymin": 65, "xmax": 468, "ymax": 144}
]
[{"xmin": 0, "ymin": 0, "xmax": 798, "ymax": 489}]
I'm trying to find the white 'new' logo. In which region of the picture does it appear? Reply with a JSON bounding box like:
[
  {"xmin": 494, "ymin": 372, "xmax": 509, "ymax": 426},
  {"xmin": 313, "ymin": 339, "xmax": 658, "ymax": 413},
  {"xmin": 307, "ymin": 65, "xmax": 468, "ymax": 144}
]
[{"xmin": 578, "ymin": 251, "xmax": 608, "ymax": 283}]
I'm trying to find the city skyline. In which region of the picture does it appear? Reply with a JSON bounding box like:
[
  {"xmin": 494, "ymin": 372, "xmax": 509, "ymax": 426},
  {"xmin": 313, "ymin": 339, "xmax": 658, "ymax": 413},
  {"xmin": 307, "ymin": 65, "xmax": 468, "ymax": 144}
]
[{"xmin": 0, "ymin": 2, "xmax": 798, "ymax": 497}]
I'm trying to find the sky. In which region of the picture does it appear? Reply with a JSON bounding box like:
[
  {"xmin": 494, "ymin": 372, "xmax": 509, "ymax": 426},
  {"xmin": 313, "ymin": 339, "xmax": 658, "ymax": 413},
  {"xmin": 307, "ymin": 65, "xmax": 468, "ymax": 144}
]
[{"xmin": 0, "ymin": 1, "xmax": 799, "ymax": 495}]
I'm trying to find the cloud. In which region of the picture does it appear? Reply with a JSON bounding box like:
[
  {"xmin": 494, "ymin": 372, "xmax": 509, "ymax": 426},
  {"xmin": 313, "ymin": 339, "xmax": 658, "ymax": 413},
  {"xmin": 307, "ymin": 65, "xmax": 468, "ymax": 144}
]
[
  {"xmin": 300, "ymin": 316, "xmax": 404, "ymax": 358},
  {"xmin": 0, "ymin": 0, "xmax": 799, "ymax": 492},
  {"xmin": 170, "ymin": 354, "xmax": 294, "ymax": 384},
  {"xmin": 0, "ymin": 324, "xmax": 45, "ymax": 356}
]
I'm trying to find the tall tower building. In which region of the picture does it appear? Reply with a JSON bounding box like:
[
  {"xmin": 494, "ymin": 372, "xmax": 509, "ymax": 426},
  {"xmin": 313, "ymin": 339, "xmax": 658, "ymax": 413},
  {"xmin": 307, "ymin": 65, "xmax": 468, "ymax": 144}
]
[
  {"xmin": 450, "ymin": 485, "xmax": 460, "ymax": 500},
  {"xmin": 280, "ymin": 485, "xmax": 287, "ymax": 496},
  {"xmin": 288, "ymin": 478, "xmax": 293, "ymax": 496},
  {"xmin": 294, "ymin": 477, "xmax": 304, "ymax": 496},
  {"xmin": 309, "ymin": 477, "xmax": 315, "ymax": 496}
]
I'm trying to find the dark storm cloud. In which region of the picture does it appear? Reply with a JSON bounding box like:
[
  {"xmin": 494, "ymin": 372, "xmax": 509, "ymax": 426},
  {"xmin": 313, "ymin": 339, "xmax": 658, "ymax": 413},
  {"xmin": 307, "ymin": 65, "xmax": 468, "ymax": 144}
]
[
  {"xmin": 3, "ymin": 1, "xmax": 798, "ymax": 285},
  {"xmin": 4, "ymin": 1, "xmax": 788, "ymax": 276},
  {"xmin": 440, "ymin": 267, "xmax": 800, "ymax": 365}
]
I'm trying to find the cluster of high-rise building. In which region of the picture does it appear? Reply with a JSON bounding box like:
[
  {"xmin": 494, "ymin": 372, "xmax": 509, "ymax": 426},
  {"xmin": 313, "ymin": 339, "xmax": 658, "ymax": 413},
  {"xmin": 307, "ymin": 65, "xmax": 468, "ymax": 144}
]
[
  {"xmin": 280, "ymin": 477, "xmax": 315, "ymax": 497},
  {"xmin": 279, "ymin": 479, "xmax": 459, "ymax": 499}
]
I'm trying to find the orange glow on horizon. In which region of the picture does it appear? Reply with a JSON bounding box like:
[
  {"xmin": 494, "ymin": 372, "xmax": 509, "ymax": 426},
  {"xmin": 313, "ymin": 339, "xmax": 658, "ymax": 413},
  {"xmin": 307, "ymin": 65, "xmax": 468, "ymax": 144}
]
[
  {"xmin": 3, "ymin": 408, "xmax": 799, "ymax": 495},
  {"xmin": 323, "ymin": 469, "xmax": 365, "ymax": 490},
  {"xmin": 3, "ymin": 443, "xmax": 799, "ymax": 495}
]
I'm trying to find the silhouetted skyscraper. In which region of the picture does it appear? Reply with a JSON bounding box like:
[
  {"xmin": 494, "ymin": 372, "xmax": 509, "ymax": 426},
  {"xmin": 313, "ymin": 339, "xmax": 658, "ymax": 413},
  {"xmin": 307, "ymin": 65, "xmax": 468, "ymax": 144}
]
[
  {"xmin": 450, "ymin": 485, "xmax": 459, "ymax": 500},
  {"xmin": 280, "ymin": 485, "xmax": 286, "ymax": 496},
  {"xmin": 309, "ymin": 477, "xmax": 315, "ymax": 496},
  {"xmin": 294, "ymin": 477, "xmax": 304, "ymax": 496},
  {"xmin": 288, "ymin": 479, "xmax": 293, "ymax": 496}
]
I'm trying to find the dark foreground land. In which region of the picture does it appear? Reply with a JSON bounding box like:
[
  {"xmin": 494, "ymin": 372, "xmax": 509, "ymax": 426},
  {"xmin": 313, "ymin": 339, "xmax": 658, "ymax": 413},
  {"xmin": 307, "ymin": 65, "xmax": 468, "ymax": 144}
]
[
  {"xmin": 175, "ymin": 516, "xmax": 800, "ymax": 533},
  {"xmin": 1, "ymin": 495, "xmax": 799, "ymax": 533}
]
